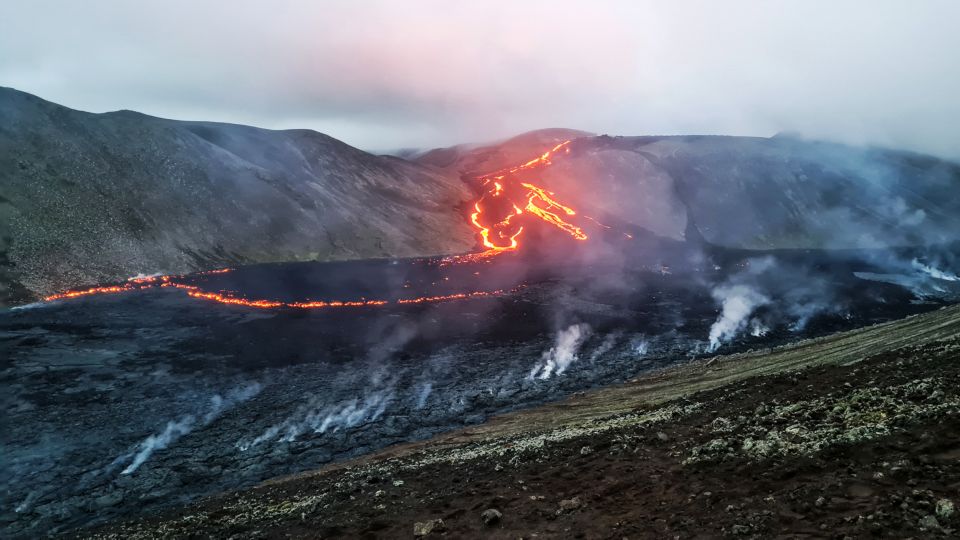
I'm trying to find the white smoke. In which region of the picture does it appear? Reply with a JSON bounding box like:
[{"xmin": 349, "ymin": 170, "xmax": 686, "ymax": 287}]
[
  {"xmin": 10, "ymin": 302, "xmax": 46, "ymax": 311},
  {"xmin": 242, "ymin": 386, "xmax": 395, "ymax": 449},
  {"xmin": 121, "ymin": 418, "xmax": 194, "ymax": 474},
  {"xmin": 126, "ymin": 272, "xmax": 163, "ymax": 281},
  {"xmin": 587, "ymin": 332, "xmax": 620, "ymax": 362},
  {"xmin": 632, "ymin": 335, "xmax": 650, "ymax": 356},
  {"xmin": 414, "ymin": 382, "xmax": 433, "ymax": 409},
  {"xmin": 749, "ymin": 318, "xmax": 770, "ymax": 337},
  {"xmin": 528, "ymin": 323, "xmax": 592, "ymax": 380},
  {"xmin": 707, "ymin": 285, "xmax": 770, "ymax": 352},
  {"xmin": 912, "ymin": 258, "xmax": 959, "ymax": 281},
  {"xmin": 311, "ymin": 392, "xmax": 392, "ymax": 437},
  {"xmin": 119, "ymin": 382, "xmax": 261, "ymax": 474}
]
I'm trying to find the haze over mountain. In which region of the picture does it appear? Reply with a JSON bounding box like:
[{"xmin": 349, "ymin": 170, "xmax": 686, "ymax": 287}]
[{"xmin": 2, "ymin": 87, "xmax": 959, "ymax": 306}]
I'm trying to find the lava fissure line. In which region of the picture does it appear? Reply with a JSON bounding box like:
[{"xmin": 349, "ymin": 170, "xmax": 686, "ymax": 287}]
[{"xmin": 43, "ymin": 270, "xmax": 520, "ymax": 310}]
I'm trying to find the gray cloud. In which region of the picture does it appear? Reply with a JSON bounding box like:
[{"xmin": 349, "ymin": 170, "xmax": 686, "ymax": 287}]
[{"xmin": 2, "ymin": 1, "xmax": 959, "ymax": 156}]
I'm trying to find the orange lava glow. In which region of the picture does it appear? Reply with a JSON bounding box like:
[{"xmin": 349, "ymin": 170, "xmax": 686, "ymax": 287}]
[
  {"xmin": 396, "ymin": 289, "xmax": 507, "ymax": 304},
  {"xmin": 41, "ymin": 142, "xmax": 589, "ymax": 310},
  {"xmin": 467, "ymin": 140, "xmax": 589, "ymax": 255},
  {"xmin": 43, "ymin": 266, "xmax": 517, "ymax": 310},
  {"xmin": 43, "ymin": 284, "xmax": 142, "ymax": 302}
]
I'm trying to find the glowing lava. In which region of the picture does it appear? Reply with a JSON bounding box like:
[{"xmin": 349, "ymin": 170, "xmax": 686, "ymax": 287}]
[
  {"xmin": 42, "ymin": 267, "xmax": 519, "ymax": 310},
  {"xmin": 41, "ymin": 141, "xmax": 591, "ymax": 309},
  {"xmin": 467, "ymin": 140, "xmax": 589, "ymax": 255}
]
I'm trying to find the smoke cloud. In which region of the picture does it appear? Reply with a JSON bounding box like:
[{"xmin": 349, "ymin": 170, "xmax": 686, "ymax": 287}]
[
  {"xmin": 912, "ymin": 258, "xmax": 959, "ymax": 282},
  {"xmin": 528, "ymin": 323, "xmax": 592, "ymax": 380},
  {"xmin": 119, "ymin": 382, "xmax": 261, "ymax": 474},
  {"xmin": 707, "ymin": 285, "xmax": 770, "ymax": 353}
]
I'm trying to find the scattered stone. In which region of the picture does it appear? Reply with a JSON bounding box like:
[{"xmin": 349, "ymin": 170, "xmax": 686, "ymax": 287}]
[
  {"xmin": 580, "ymin": 446, "xmax": 593, "ymax": 456},
  {"xmin": 374, "ymin": 490, "xmax": 385, "ymax": 498},
  {"xmin": 918, "ymin": 515, "xmax": 940, "ymax": 530},
  {"xmin": 413, "ymin": 519, "xmax": 445, "ymax": 536},
  {"xmin": 557, "ymin": 497, "xmax": 583, "ymax": 513},
  {"xmin": 731, "ymin": 524, "xmax": 751, "ymax": 535},
  {"xmin": 481, "ymin": 508, "xmax": 503, "ymax": 526},
  {"xmin": 936, "ymin": 498, "xmax": 955, "ymax": 520},
  {"xmin": 656, "ymin": 432, "xmax": 670, "ymax": 441}
]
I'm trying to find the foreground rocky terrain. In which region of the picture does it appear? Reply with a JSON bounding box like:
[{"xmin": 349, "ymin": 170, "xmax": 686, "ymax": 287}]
[{"xmin": 86, "ymin": 303, "xmax": 960, "ymax": 539}]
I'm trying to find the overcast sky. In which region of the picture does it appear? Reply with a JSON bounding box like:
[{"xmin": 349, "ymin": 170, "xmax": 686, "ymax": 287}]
[{"xmin": 2, "ymin": 1, "xmax": 959, "ymax": 157}]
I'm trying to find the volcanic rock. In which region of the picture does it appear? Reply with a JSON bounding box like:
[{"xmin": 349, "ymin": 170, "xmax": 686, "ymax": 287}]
[
  {"xmin": 413, "ymin": 518, "xmax": 445, "ymax": 536},
  {"xmin": 94, "ymin": 492, "xmax": 123, "ymax": 508},
  {"xmin": 557, "ymin": 497, "xmax": 583, "ymax": 513},
  {"xmin": 480, "ymin": 508, "xmax": 502, "ymax": 526}
]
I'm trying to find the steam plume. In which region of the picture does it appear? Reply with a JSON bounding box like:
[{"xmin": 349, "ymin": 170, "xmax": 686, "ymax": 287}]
[
  {"xmin": 119, "ymin": 382, "xmax": 261, "ymax": 474},
  {"xmin": 707, "ymin": 285, "xmax": 770, "ymax": 352},
  {"xmin": 912, "ymin": 258, "xmax": 959, "ymax": 281},
  {"xmin": 528, "ymin": 323, "xmax": 592, "ymax": 380}
]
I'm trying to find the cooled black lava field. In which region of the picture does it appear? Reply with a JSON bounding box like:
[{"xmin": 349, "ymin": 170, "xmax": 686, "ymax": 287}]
[{"xmin": 2, "ymin": 242, "xmax": 958, "ymax": 537}]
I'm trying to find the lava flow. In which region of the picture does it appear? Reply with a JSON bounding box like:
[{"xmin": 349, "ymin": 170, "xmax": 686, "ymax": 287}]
[
  {"xmin": 41, "ymin": 141, "xmax": 591, "ymax": 309},
  {"xmin": 41, "ymin": 267, "xmax": 523, "ymax": 310},
  {"xmin": 463, "ymin": 140, "xmax": 590, "ymax": 260}
]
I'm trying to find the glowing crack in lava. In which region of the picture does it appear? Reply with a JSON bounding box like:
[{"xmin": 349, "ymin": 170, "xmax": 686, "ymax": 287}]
[
  {"xmin": 42, "ymin": 270, "xmax": 517, "ymax": 310},
  {"xmin": 42, "ymin": 141, "xmax": 588, "ymax": 309}
]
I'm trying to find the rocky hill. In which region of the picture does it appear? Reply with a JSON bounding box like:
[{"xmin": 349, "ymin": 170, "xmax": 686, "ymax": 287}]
[{"xmin": 0, "ymin": 87, "xmax": 475, "ymax": 306}]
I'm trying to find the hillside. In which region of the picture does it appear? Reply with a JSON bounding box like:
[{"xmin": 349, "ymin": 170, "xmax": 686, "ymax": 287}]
[{"xmin": 0, "ymin": 87, "xmax": 475, "ymax": 306}]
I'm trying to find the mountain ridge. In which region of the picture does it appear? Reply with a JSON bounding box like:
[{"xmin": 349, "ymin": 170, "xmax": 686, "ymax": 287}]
[
  {"xmin": 3, "ymin": 87, "xmax": 960, "ymax": 306},
  {"xmin": 0, "ymin": 87, "xmax": 476, "ymax": 306}
]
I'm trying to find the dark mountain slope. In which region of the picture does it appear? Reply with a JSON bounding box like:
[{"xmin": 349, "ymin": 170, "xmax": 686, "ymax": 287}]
[{"xmin": 0, "ymin": 88, "xmax": 475, "ymax": 305}]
